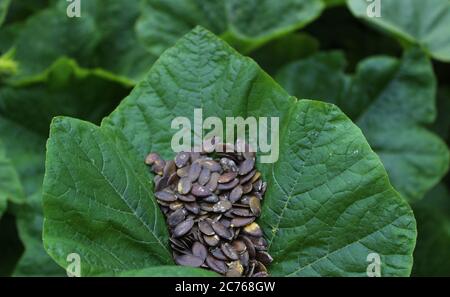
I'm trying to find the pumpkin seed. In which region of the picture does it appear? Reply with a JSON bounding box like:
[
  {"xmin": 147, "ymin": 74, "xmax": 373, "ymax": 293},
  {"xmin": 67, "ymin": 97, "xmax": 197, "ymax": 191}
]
[
  {"xmin": 221, "ymin": 243, "xmax": 239, "ymax": 260},
  {"xmin": 239, "ymin": 158, "xmax": 254, "ymax": 175},
  {"xmin": 217, "ymin": 178, "xmax": 239, "ymax": 190},
  {"xmin": 198, "ymin": 168, "xmax": 211, "ymax": 186},
  {"xmin": 212, "ymin": 200, "xmax": 232, "ymax": 213},
  {"xmin": 231, "ymin": 217, "xmax": 255, "ymax": 228},
  {"xmin": 191, "ymin": 184, "xmax": 212, "ymax": 197},
  {"xmin": 188, "ymin": 162, "xmax": 202, "ymax": 182},
  {"xmin": 211, "ymin": 221, "xmax": 233, "ymax": 240},
  {"xmin": 177, "ymin": 177, "xmax": 192, "ymax": 195},
  {"xmin": 145, "ymin": 152, "xmax": 160, "ymax": 165},
  {"xmin": 249, "ymin": 196, "xmax": 261, "ymax": 216},
  {"xmin": 203, "ymin": 234, "xmax": 220, "ymax": 247},
  {"xmin": 192, "ymin": 242, "xmax": 208, "ymax": 262},
  {"xmin": 175, "ymin": 254, "xmax": 204, "ymax": 267},
  {"xmin": 206, "ymin": 255, "xmax": 227, "ymax": 274},
  {"xmin": 198, "ymin": 220, "xmax": 215, "ymax": 236},
  {"xmin": 218, "ymin": 171, "xmax": 237, "ymax": 184},
  {"xmin": 242, "ymin": 222, "xmax": 263, "ymax": 237},
  {"xmin": 173, "ymin": 218, "xmax": 194, "ymax": 238},
  {"xmin": 229, "ymin": 185, "xmax": 243, "ymax": 203},
  {"xmin": 167, "ymin": 208, "xmax": 187, "ymax": 227},
  {"xmin": 155, "ymin": 190, "xmax": 177, "ymax": 202}
]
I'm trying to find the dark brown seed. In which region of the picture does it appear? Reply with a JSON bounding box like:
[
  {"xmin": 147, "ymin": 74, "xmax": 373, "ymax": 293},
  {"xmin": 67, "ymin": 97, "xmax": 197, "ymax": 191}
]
[
  {"xmin": 192, "ymin": 242, "xmax": 208, "ymax": 262},
  {"xmin": 254, "ymin": 261, "xmax": 268, "ymax": 273},
  {"xmin": 253, "ymin": 179, "xmax": 263, "ymax": 192},
  {"xmin": 152, "ymin": 162, "xmax": 164, "ymax": 175},
  {"xmin": 246, "ymin": 261, "xmax": 256, "ymax": 277},
  {"xmin": 221, "ymin": 243, "xmax": 239, "ymax": 260},
  {"xmin": 239, "ymin": 250, "xmax": 250, "ymax": 267},
  {"xmin": 256, "ymin": 251, "xmax": 273, "ymax": 265},
  {"xmin": 239, "ymin": 159, "xmax": 255, "ymax": 175},
  {"xmin": 239, "ymin": 169, "xmax": 256, "ymax": 184},
  {"xmin": 173, "ymin": 218, "xmax": 194, "ymax": 238},
  {"xmin": 231, "ymin": 240, "xmax": 247, "ymax": 254},
  {"xmin": 175, "ymin": 152, "xmax": 190, "ymax": 168},
  {"xmin": 261, "ymin": 182, "xmax": 267, "ymax": 195},
  {"xmin": 220, "ymin": 157, "xmax": 238, "ymax": 171},
  {"xmin": 177, "ymin": 177, "xmax": 192, "ymax": 194},
  {"xmin": 167, "ymin": 208, "xmax": 187, "ymax": 227},
  {"xmin": 219, "ymin": 218, "xmax": 231, "ymax": 228},
  {"xmin": 206, "ymin": 172, "xmax": 219, "ymax": 191},
  {"xmin": 249, "ymin": 196, "xmax": 261, "ymax": 216},
  {"xmin": 212, "ymin": 200, "xmax": 232, "ymax": 213},
  {"xmin": 203, "ymin": 234, "xmax": 220, "ymax": 247},
  {"xmin": 240, "ymin": 236, "xmax": 256, "ymax": 259},
  {"xmin": 167, "ymin": 172, "xmax": 179, "ymax": 186},
  {"xmin": 155, "ymin": 191, "xmax": 177, "ymax": 202},
  {"xmin": 145, "ymin": 152, "xmax": 160, "ymax": 165},
  {"xmin": 211, "ymin": 221, "xmax": 233, "ymax": 240},
  {"xmin": 229, "ymin": 185, "xmax": 243, "ymax": 203},
  {"xmin": 199, "ymin": 203, "xmax": 214, "ymax": 212},
  {"xmin": 169, "ymin": 201, "xmax": 184, "ymax": 211},
  {"xmin": 177, "ymin": 194, "xmax": 196, "ymax": 202},
  {"xmin": 163, "ymin": 160, "xmax": 176, "ymax": 176},
  {"xmin": 211, "ymin": 247, "xmax": 228, "ymax": 260},
  {"xmin": 242, "ymin": 222, "xmax": 263, "ymax": 237},
  {"xmin": 154, "ymin": 175, "xmax": 168, "ymax": 192},
  {"xmin": 191, "ymin": 184, "xmax": 212, "ymax": 197},
  {"xmin": 188, "ymin": 162, "xmax": 202, "ymax": 182},
  {"xmin": 252, "ymin": 236, "xmax": 268, "ymax": 248},
  {"xmin": 176, "ymin": 166, "xmax": 190, "ymax": 178},
  {"xmin": 206, "ymin": 255, "xmax": 227, "ymax": 274},
  {"xmin": 241, "ymin": 182, "xmax": 253, "ymax": 194},
  {"xmin": 184, "ymin": 202, "xmax": 200, "ymax": 214},
  {"xmin": 250, "ymin": 171, "xmax": 261, "ymax": 184},
  {"xmin": 226, "ymin": 260, "xmax": 244, "ymax": 277},
  {"xmin": 203, "ymin": 194, "xmax": 219, "ymax": 203},
  {"xmin": 232, "ymin": 208, "xmax": 253, "ymax": 217},
  {"xmin": 240, "ymin": 195, "xmax": 251, "ymax": 205},
  {"xmin": 198, "ymin": 220, "xmax": 215, "ymax": 236},
  {"xmin": 175, "ymin": 254, "xmax": 204, "ymax": 267},
  {"xmin": 218, "ymin": 171, "xmax": 237, "ymax": 184},
  {"xmin": 217, "ymin": 178, "xmax": 239, "ymax": 191},
  {"xmin": 231, "ymin": 217, "xmax": 255, "ymax": 227},
  {"xmin": 198, "ymin": 168, "xmax": 211, "ymax": 186},
  {"xmin": 202, "ymin": 160, "xmax": 221, "ymax": 172}
]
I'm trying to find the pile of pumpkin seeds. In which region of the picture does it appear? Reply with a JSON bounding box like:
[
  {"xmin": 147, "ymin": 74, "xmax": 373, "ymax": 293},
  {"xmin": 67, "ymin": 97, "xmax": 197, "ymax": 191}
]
[{"xmin": 145, "ymin": 141, "xmax": 272, "ymax": 277}]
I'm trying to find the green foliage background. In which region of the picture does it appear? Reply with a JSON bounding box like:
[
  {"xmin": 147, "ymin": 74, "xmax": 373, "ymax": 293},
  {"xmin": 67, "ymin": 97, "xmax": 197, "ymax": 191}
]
[{"xmin": 0, "ymin": 0, "xmax": 449, "ymax": 276}]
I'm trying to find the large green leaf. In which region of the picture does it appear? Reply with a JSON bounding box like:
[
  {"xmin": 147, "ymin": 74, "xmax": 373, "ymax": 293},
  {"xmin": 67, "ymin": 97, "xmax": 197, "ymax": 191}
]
[
  {"xmin": 13, "ymin": 192, "xmax": 64, "ymax": 276},
  {"xmin": 1, "ymin": 0, "xmax": 155, "ymax": 82},
  {"xmin": 412, "ymin": 184, "xmax": 450, "ymax": 276},
  {"xmin": 0, "ymin": 138, "xmax": 24, "ymax": 217},
  {"xmin": 43, "ymin": 27, "xmax": 416, "ymax": 276},
  {"xmin": 0, "ymin": 0, "xmax": 11, "ymax": 27},
  {"xmin": 136, "ymin": 0, "xmax": 325, "ymax": 55},
  {"xmin": 276, "ymin": 50, "xmax": 450, "ymax": 202},
  {"xmin": 116, "ymin": 266, "xmax": 218, "ymax": 277},
  {"xmin": 0, "ymin": 58, "xmax": 131, "ymax": 275},
  {"xmin": 347, "ymin": 0, "xmax": 450, "ymax": 62}
]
